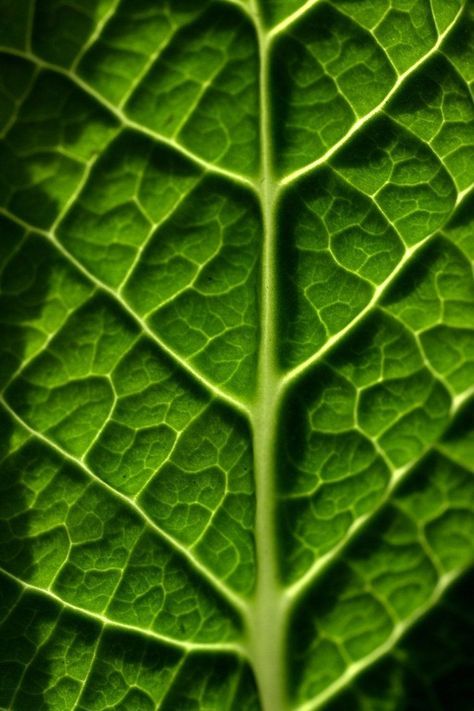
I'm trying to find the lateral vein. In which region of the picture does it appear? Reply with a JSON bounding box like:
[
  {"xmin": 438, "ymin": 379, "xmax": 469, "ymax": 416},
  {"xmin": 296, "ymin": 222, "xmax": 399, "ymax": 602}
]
[
  {"xmin": 0, "ymin": 206, "xmax": 251, "ymax": 421},
  {"xmin": 279, "ymin": 4, "xmax": 464, "ymax": 188},
  {"xmin": 295, "ymin": 568, "xmax": 468, "ymax": 711},
  {"xmin": 280, "ymin": 182, "xmax": 472, "ymax": 395},
  {"xmin": 284, "ymin": 386, "xmax": 473, "ymax": 606},
  {"xmin": 0, "ymin": 566, "xmax": 246, "ymax": 655},
  {"xmin": 0, "ymin": 47, "xmax": 258, "ymax": 195},
  {"xmin": 269, "ymin": 0, "xmax": 324, "ymax": 37},
  {"xmin": 0, "ymin": 397, "xmax": 249, "ymax": 620}
]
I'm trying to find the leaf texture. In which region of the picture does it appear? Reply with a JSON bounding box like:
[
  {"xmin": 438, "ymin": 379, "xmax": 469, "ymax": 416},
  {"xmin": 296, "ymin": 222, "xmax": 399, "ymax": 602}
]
[{"xmin": 0, "ymin": 1, "xmax": 473, "ymax": 710}]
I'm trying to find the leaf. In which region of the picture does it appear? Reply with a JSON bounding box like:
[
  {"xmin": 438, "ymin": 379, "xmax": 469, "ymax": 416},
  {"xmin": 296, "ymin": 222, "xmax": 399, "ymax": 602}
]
[{"xmin": 0, "ymin": 1, "xmax": 473, "ymax": 710}]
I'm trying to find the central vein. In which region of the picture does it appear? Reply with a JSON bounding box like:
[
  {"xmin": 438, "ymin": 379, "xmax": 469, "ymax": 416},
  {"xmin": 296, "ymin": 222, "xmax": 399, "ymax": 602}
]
[{"xmin": 248, "ymin": 8, "xmax": 288, "ymax": 711}]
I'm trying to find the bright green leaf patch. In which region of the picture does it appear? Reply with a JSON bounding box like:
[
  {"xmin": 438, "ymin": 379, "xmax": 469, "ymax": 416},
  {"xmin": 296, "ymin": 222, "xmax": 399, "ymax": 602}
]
[{"xmin": 0, "ymin": 1, "xmax": 473, "ymax": 710}]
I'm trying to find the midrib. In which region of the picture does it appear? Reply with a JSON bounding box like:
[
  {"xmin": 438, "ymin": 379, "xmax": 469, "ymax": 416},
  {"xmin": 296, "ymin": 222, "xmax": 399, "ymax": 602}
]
[{"xmin": 248, "ymin": 8, "xmax": 289, "ymax": 711}]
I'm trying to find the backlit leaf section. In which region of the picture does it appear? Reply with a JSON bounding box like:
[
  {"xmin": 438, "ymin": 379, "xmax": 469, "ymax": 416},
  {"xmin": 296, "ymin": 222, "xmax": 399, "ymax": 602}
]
[{"xmin": 0, "ymin": 1, "xmax": 472, "ymax": 710}]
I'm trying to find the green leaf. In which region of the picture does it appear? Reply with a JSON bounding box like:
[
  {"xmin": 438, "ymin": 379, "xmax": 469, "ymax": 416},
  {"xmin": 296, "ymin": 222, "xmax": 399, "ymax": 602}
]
[{"xmin": 0, "ymin": 1, "xmax": 473, "ymax": 710}]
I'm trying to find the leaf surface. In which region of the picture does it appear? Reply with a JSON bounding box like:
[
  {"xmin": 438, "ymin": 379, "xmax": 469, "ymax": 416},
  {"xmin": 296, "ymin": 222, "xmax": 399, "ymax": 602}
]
[{"xmin": 0, "ymin": 1, "xmax": 473, "ymax": 709}]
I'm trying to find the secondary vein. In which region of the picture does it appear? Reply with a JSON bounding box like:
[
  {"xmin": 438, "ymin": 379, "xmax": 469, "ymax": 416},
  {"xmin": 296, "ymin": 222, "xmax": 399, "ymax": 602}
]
[
  {"xmin": 0, "ymin": 396, "xmax": 249, "ymax": 620},
  {"xmin": 0, "ymin": 566, "xmax": 246, "ymax": 656}
]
